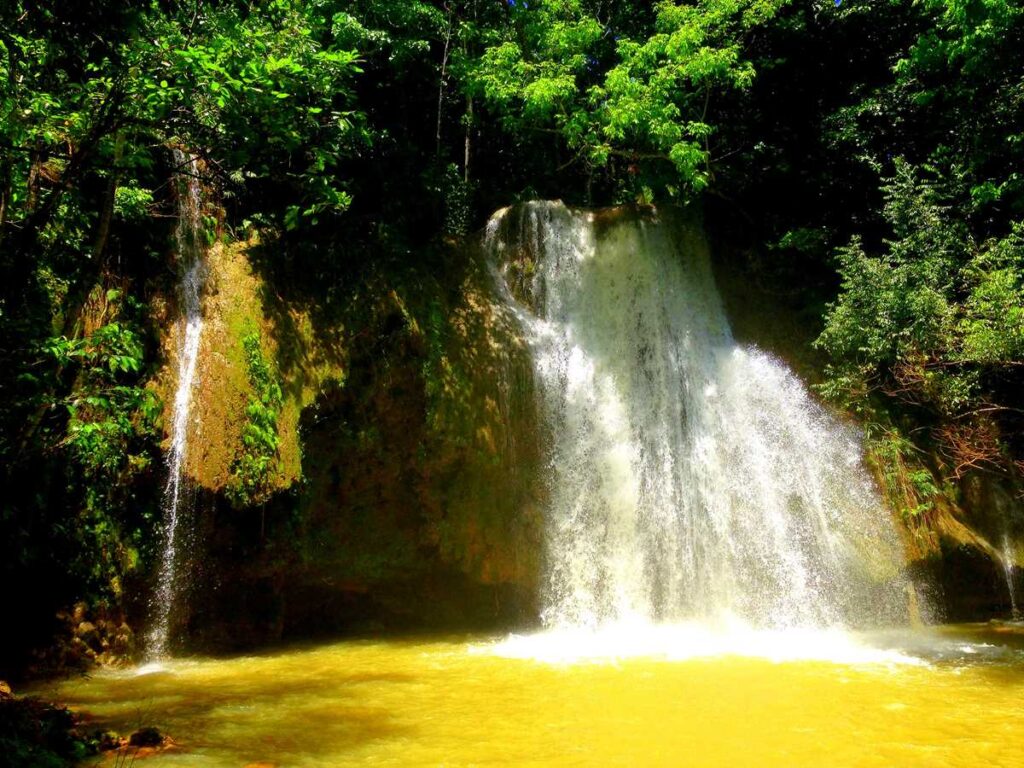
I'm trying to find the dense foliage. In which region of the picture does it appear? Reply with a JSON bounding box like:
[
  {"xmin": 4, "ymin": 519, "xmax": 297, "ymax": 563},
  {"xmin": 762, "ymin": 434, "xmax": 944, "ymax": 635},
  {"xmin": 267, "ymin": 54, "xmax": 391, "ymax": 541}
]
[
  {"xmin": 1, "ymin": 0, "xmax": 1021, "ymax": 673},
  {"xmin": 0, "ymin": 692, "xmax": 93, "ymax": 768}
]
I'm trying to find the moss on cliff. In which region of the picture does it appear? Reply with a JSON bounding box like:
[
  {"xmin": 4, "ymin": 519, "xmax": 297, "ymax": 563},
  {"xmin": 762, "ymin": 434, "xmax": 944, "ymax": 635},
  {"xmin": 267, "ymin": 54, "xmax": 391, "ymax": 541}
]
[
  {"xmin": 154, "ymin": 232, "xmax": 543, "ymax": 650},
  {"xmin": 178, "ymin": 238, "xmax": 342, "ymax": 495}
]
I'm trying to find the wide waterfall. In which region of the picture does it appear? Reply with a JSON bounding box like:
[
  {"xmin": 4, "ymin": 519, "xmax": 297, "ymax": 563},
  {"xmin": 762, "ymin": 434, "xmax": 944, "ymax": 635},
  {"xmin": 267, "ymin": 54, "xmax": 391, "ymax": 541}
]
[
  {"xmin": 487, "ymin": 202, "xmax": 912, "ymax": 632},
  {"xmin": 146, "ymin": 150, "xmax": 207, "ymax": 658}
]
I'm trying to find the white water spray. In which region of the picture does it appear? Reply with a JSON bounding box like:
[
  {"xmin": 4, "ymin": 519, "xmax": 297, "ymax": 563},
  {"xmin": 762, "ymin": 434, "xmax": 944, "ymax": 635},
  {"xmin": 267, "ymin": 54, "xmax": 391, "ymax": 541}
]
[
  {"xmin": 146, "ymin": 150, "xmax": 206, "ymax": 659},
  {"xmin": 487, "ymin": 202, "xmax": 913, "ymax": 634}
]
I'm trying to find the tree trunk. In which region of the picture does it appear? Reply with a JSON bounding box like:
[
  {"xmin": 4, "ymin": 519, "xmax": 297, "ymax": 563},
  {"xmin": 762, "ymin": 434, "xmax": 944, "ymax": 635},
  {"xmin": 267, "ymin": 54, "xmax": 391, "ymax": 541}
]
[
  {"xmin": 25, "ymin": 140, "xmax": 43, "ymax": 214},
  {"xmin": 0, "ymin": 156, "xmax": 10, "ymax": 229},
  {"xmin": 435, "ymin": 7, "xmax": 454, "ymax": 158},
  {"xmin": 464, "ymin": 96, "xmax": 473, "ymax": 184},
  {"xmin": 92, "ymin": 130, "xmax": 126, "ymax": 263}
]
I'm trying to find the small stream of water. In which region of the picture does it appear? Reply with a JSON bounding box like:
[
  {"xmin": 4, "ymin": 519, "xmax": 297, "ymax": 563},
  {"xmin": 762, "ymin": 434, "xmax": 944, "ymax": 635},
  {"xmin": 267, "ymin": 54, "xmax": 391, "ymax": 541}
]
[
  {"xmin": 1002, "ymin": 533, "xmax": 1020, "ymax": 621},
  {"xmin": 146, "ymin": 150, "xmax": 206, "ymax": 659}
]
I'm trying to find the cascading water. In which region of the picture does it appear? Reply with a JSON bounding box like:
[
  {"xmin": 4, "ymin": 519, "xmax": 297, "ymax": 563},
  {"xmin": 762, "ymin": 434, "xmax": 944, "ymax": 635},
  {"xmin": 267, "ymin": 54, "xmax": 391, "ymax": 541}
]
[
  {"xmin": 146, "ymin": 150, "xmax": 207, "ymax": 659},
  {"xmin": 1000, "ymin": 533, "xmax": 1020, "ymax": 621},
  {"xmin": 487, "ymin": 202, "xmax": 912, "ymax": 634}
]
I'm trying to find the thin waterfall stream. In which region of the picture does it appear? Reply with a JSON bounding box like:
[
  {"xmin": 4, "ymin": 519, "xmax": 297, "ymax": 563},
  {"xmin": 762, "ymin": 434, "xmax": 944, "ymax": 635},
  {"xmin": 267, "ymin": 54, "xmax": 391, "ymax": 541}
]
[
  {"xmin": 486, "ymin": 202, "xmax": 914, "ymax": 636},
  {"xmin": 146, "ymin": 150, "xmax": 207, "ymax": 659},
  {"xmin": 1001, "ymin": 533, "xmax": 1020, "ymax": 621}
]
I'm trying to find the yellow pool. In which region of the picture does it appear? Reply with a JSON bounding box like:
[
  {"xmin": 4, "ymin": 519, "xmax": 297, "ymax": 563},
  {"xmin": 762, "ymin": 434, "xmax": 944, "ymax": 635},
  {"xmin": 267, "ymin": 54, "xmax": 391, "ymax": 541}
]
[{"xmin": 34, "ymin": 623, "xmax": 1024, "ymax": 767}]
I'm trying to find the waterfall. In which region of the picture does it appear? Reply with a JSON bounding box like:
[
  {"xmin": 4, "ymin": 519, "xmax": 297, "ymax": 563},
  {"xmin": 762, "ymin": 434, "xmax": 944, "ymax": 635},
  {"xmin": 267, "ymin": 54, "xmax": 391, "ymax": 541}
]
[
  {"xmin": 487, "ymin": 202, "xmax": 912, "ymax": 631},
  {"xmin": 146, "ymin": 150, "xmax": 207, "ymax": 658},
  {"xmin": 1001, "ymin": 533, "xmax": 1020, "ymax": 621}
]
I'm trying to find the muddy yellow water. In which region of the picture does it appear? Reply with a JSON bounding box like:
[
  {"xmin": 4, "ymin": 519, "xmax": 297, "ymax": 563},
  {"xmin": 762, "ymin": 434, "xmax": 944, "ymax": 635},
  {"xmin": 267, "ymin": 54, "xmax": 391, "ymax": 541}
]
[{"xmin": 34, "ymin": 624, "xmax": 1024, "ymax": 767}]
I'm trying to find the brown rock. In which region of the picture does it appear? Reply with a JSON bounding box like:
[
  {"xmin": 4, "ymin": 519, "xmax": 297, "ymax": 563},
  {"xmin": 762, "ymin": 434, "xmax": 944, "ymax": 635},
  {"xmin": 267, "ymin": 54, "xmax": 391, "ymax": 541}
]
[{"xmin": 128, "ymin": 726, "xmax": 164, "ymax": 747}]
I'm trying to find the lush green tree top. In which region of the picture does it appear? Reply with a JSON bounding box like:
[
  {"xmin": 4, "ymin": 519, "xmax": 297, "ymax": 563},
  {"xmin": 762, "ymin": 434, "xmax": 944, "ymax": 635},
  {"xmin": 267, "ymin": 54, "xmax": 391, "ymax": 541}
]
[{"xmin": 464, "ymin": 0, "xmax": 791, "ymax": 200}]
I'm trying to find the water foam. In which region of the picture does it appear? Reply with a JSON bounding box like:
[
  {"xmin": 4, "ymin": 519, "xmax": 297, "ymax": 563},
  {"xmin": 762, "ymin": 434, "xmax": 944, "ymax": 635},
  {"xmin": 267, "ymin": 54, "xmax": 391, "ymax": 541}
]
[{"xmin": 481, "ymin": 622, "xmax": 925, "ymax": 667}]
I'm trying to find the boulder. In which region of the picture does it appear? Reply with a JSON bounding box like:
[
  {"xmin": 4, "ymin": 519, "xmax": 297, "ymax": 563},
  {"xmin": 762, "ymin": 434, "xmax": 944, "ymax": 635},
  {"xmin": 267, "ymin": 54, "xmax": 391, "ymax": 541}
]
[{"xmin": 128, "ymin": 726, "xmax": 165, "ymax": 748}]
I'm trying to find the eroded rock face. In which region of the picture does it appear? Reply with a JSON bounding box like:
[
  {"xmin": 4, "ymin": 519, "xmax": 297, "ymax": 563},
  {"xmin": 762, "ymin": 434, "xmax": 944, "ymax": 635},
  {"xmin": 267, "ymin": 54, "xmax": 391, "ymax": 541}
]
[
  {"xmin": 917, "ymin": 476, "xmax": 1024, "ymax": 621},
  {"xmin": 273, "ymin": 248, "xmax": 542, "ymax": 638},
  {"xmin": 163, "ymin": 237, "xmax": 543, "ymax": 651}
]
